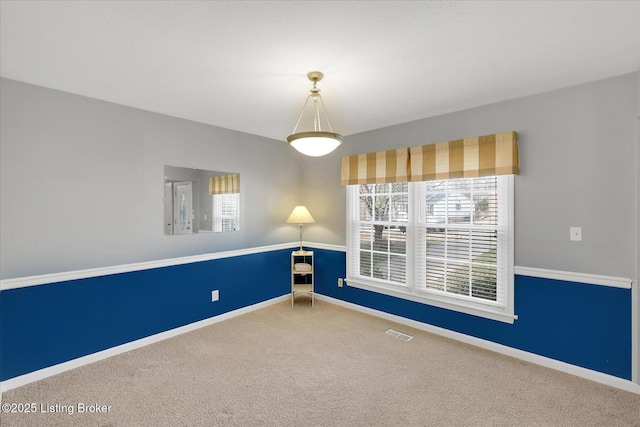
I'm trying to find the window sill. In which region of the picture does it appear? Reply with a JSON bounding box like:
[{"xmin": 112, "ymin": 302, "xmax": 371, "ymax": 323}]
[{"xmin": 345, "ymin": 277, "xmax": 517, "ymax": 324}]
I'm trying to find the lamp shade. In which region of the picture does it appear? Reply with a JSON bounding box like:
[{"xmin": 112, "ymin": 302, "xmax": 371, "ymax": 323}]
[
  {"xmin": 288, "ymin": 132, "xmax": 343, "ymax": 157},
  {"xmin": 286, "ymin": 206, "xmax": 315, "ymax": 224}
]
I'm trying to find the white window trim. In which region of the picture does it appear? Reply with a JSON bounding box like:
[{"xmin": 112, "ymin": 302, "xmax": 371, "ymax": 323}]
[
  {"xmin": 346, "ymin": 175, "xmax": 516, "ymax": 324},
  {"xmin": 212, "ymin": 193, "xmax": 240, "ymax": 232}
]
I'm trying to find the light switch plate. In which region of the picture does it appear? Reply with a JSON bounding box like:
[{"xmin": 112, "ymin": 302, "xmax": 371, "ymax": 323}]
[{"xmin": 570, "ymin": 227, "xmax": 582, "ymax": 241}]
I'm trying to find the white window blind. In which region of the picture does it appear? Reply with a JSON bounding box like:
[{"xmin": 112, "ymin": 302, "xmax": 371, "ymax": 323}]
[
  {"xmin": 416, "ymin": 176, "xmax": 508, "ymax": 307},
  {"xmin": 213, "ymin": 193, "xmax": 240, "ymax": 232}
]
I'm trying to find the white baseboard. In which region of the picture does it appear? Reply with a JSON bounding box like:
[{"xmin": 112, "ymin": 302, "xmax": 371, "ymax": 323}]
[
  {"xmin": 1, "ymin": 242, "xmax": 636, "ymax": 395},
  {"xmin": 0, "ymin": 295, "xmax": 289, "ymax": 393},
  {"xmin": 2, "ymin": 292, "xmax": 638, "ymax": 397},
  {"xmin": 315, "ymin": 294, "xmax": 640, "ymax": 395}
]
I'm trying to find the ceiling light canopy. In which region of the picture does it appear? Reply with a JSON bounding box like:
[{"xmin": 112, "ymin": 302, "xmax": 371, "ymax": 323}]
[{"xmin": 287, "ymin": 71, "xmax": 343, "ymax": 157}]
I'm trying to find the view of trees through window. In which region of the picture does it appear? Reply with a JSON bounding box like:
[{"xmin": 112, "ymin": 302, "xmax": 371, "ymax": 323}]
[{"xmin": 357, "ymin": 183, "xmax": 408, "ymax": 284}]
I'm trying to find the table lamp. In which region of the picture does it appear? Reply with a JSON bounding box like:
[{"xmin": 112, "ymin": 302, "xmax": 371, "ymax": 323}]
[{"xmin": 286, "ymin": 206, "xmax": 315, "ymax": 251}]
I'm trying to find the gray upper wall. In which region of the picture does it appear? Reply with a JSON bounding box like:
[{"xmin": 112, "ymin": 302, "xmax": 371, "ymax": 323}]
[
  {"xmin": 0, "ymin": 78, "xmax": 305, "ymax": 279},
  {"xmin": 1, "ymin": 73, "xmax": 638, "ymax": 280},
  {"xmin": 301, "ymin": 72, "xmax": 638, "ymax": 280}
]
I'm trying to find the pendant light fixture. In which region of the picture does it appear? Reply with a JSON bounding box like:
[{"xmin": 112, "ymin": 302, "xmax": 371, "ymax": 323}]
[{"xmin": 287, "ymin": 71, "xmax": 343, "ymax": 157}]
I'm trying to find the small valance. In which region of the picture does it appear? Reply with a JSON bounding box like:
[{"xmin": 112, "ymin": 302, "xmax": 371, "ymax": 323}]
[
  {"xmin": 209, "ymin": 173, "xmax": 240, "ymax": 195},
  {"xmin": 340, "ymin": 131, "xmax": 518, "ymax": 186}
]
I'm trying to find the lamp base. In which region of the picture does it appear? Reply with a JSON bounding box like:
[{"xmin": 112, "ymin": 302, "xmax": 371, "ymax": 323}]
[{"xmin": 298, "ymin": 223, "xmax": 303, "ymax": 251}]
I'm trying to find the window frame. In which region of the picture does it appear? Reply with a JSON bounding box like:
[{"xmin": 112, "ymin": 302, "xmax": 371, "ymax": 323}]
[{"xmin": 346, "ymin": 175, "xmax": 516, "ymax": 324}]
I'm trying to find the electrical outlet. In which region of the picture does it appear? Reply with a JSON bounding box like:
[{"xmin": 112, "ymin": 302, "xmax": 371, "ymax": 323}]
[
  {"xmin": 337, "ymin": 278, "xmax": 343, "ymax": 287},
  {"xmin": 211, "ymin": 290, "xmax": 219, "ymax": 302}
]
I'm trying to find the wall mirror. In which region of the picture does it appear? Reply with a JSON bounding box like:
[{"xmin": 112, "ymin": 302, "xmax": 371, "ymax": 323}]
[{"xmin": 164, "ymin": 165, "xmax": 240, "ymax": 235}]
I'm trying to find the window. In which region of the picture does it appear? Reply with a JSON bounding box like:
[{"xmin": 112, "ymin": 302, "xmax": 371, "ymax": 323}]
[
  {"xmin": 213, "ymin": 193, "xmax": 240, "ymax": 232},
  {"xmin": 355, "ymin": 183, "xmax": 409, "ymax": 285},
  {"xmin": 347, "ymin": 175, "xmax": 515, "ymax": 323}
]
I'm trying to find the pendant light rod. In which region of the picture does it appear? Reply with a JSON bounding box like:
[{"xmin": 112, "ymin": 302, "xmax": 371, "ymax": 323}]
[
  {"xmin": 317, "ymin": 93, "xmax": 335, "ymax": 132},
  {"xmin": 291, "ymin": 94, "xmax": 313, "ymax": 134}
]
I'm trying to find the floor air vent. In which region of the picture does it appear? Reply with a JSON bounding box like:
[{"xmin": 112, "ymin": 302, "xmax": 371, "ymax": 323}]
[{"xmin": 385, "ymin": 329, "xmax": 413, "ymax": 341}]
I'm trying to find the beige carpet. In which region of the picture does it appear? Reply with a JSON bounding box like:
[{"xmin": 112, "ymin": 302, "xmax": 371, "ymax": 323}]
[{"xmin": 1, "ymin": 298, "xmax": 639, "ymax": 426}]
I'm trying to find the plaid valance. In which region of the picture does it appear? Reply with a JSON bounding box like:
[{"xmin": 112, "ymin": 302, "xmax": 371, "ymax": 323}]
[
  {"xmin": 409, "ymin": 131, "xmax": 518, "ymax": 181},
  {"xmin": 209, "ymin": 173, "xmax": 240, "ymax": 195},
  {"xmin": 340, "ymin": 148, "xmax": 409, "ymax": 186},
  {"xmin": 340, "ymin": 131, "xmax": 518, "ymax": 186}
]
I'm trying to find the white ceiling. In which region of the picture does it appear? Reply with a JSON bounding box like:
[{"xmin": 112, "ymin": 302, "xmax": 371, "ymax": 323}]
[{"xmin": 1, "ymin": 1, "xmax": 638, "ymax": 141}]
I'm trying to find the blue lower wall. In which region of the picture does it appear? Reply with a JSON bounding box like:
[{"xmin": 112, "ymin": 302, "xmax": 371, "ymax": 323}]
[
  {"xmin": 312, "ymin": 248, "xmax": 632, "ymax": 380},
  {"xmin": 1, "ymin": 246, "xmax": 633, "ymax": 382},
  {"xmin": 0, "ymin": 249, "xmax": 291, "ymax": 381}
]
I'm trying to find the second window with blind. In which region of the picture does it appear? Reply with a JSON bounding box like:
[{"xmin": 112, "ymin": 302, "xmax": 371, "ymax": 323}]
[{"xmin": 346, "ymin": 175, "xmax": 515, "ymax": 323}]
